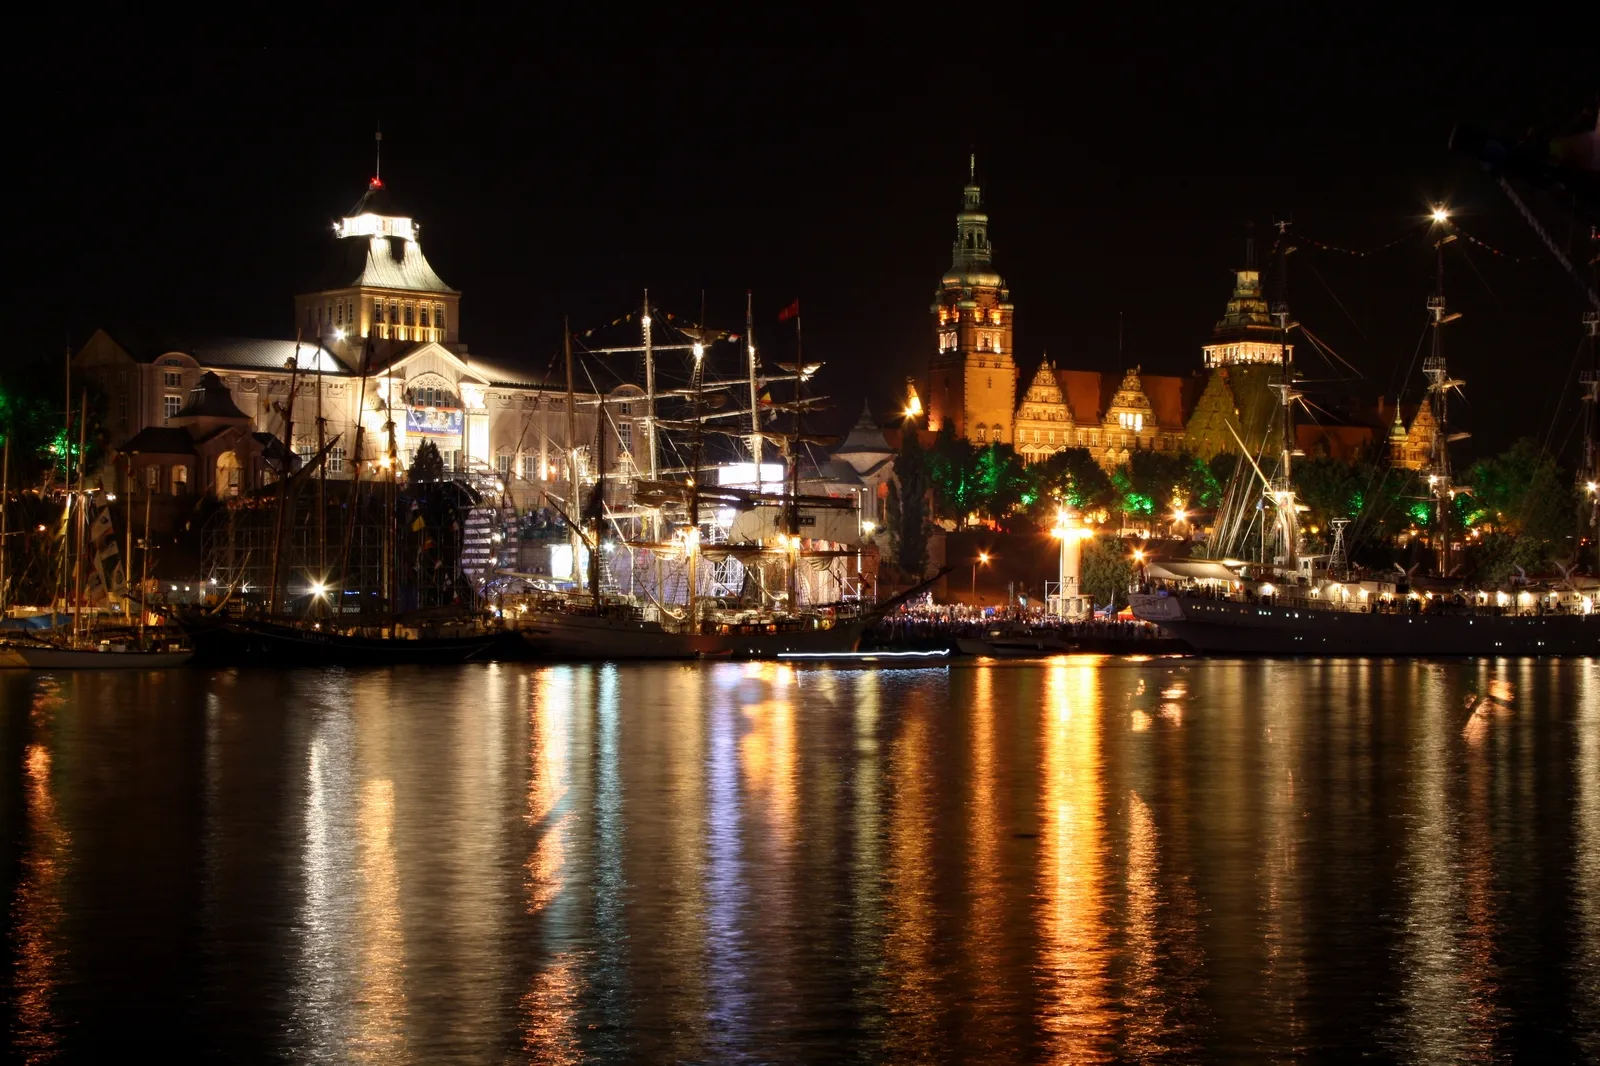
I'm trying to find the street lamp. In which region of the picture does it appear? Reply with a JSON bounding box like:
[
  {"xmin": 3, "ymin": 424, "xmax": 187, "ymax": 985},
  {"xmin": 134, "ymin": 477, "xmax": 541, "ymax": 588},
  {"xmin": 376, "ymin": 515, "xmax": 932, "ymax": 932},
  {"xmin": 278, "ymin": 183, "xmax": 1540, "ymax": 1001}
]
[{"xmin": 972, "ymin": 551, "xmax": 990, "ymax": 603}]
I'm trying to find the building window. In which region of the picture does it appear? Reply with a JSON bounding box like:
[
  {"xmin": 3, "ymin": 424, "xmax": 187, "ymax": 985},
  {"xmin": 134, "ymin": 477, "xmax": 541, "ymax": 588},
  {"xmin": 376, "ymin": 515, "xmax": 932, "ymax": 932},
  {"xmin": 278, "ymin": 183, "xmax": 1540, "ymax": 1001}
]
[
  {"xmin": 118, "ymin": 393, "xmax": 128, "ymax": 428},
  {"xmin": 163, "ymin": 395, "xmax": 182, "ymax": 423},
  {"xmin": 618, "ymin": 422, "xmax": 632, "ymax": 453},
  {"xmin": 496, "ymin": 453, "xmax": 512, "ymax": 478},
  {"xmin": 171, "ymin": 465, "xmax": 188, "ymax": 494},
  {"xmin": 146, "ymin": 465, "xmax": 160, "ymax": 493},
  {"xmin": 521, "ymin": 454, "xmax": 537, "ymax": 482},
  {"xmin": 404, "ymin": 304, "xmax": 415, "ymax": 326},
  {"xmin": 164, "ymin": 370, "xmax": 183, "ymax": 388},
  {"xmin": 373, "ymin": 301, "xmax": 384, "ymax": 324},
  {"xmin": 328, "ymin": 446, "xmax": 345, "ymax": 474},
  {"xmin": 435, "ymin": 306, "xmax": 446, "ymax": 331}
]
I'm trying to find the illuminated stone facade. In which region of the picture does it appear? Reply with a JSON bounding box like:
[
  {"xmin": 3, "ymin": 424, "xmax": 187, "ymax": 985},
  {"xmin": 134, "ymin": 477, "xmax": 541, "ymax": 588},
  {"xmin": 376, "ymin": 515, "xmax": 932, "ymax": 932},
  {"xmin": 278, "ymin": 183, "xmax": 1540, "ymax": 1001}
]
[
  {"xmin": 76, "ymin": 176, "xmax": 632, "ymax": 517},
  {"xmin": 1014, "ymin": 362, "xmax": 1190, "ymax": 470}
]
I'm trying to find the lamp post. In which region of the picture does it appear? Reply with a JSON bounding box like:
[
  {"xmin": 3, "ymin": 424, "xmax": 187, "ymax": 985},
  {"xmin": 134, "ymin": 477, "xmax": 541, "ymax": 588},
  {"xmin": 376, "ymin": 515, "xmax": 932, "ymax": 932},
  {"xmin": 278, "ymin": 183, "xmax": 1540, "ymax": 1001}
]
[{"xmin": 972, "ymin": 551, "xmax": 989, "ymax": 604}]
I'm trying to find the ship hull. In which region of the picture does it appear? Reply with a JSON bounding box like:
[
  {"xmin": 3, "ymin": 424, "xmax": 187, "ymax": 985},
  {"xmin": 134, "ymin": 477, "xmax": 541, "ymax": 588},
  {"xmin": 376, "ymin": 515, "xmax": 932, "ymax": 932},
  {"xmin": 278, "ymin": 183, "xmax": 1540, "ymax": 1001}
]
[
  {"xmin": 2, "ymin": 644, "xmax": 193, "ymax": 669},
  {"xmin": 1130, "ymin": 593, "xmax": 1600, "ymax": 657},
  {"xmin": 518, "ymin": 611, "xmax": 868, "ymax": 660},
  {"xmin": 191, "ymin": 620, "xmax": 514, "ymax": 666}
]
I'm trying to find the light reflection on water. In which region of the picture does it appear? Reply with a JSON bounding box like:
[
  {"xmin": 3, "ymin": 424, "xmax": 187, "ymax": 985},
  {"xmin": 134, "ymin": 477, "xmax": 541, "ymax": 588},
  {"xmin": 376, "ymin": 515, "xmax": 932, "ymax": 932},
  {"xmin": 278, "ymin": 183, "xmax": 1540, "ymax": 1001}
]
[{"xmin": 3, "ymin": 658, "xmax": 1600, "ymax": 1061}]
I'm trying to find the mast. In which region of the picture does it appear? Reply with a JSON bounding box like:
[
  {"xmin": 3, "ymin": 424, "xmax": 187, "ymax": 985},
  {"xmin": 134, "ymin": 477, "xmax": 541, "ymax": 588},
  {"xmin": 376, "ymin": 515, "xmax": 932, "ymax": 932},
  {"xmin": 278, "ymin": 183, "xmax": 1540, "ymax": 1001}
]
[
  {"xmin": 55, "ymin": 347, "xmax": 72, "ymax": 618},
  {"xmin": 1268, "ymin": 222, "xmax": 1299, "ymax": 576},
  {"xmin": 139, "ymin": 482, "xmax": 151, "ymax": 640},
  {"xmin": 787, "ymin": 308, "xmax": 803, "ymax": 611},
  {"xmin": 336, "ymin": 338, "xmax": 372, "ymax": 618},
  {"xmin": 384, "ymin": 362, "xmax": 398, "ymax": 612},
  {"xmin": 267, "ymin": 340, "xmax": 303, "ymax": 616},
  {"xmin": 642, "ymin": 291, "xmax": 657, "ymax": 486},
  {"xmin": 687, "ymin": 320, "xmax": 705, "ymax": 630},
  {"xmin": 746, "ymin": 291, "xmax": 762, "ymax": 496},
  {"xmin": 316, "ymin": 340, "xmax": 326, "ymax": 614},
  {"xmin": 564, "ymin": 317, "xmax": 582, "ymax": 591},
  {"xmin": 1424, "ymin": 228, "xmax": 1464, "ymax": 577},
  {"xmin": 70, "ymin": 390, "xmax": 87, "ymax": 642},
  {"xmin": 1580, "ymin": 302, "xmax": 1599, "ymax": 574},
  {"xmin": 590, "ymin": 388, "xmax": 605, "ymax": 607}
]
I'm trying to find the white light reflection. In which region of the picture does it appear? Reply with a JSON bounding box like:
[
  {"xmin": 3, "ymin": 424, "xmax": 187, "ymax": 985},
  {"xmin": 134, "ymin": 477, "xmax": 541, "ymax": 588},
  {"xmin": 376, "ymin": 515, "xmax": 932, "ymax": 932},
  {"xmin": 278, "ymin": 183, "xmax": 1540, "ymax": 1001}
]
[{"xmin": 1575, "ymin": 660, "xmax": 1600, "ymax": 1058}]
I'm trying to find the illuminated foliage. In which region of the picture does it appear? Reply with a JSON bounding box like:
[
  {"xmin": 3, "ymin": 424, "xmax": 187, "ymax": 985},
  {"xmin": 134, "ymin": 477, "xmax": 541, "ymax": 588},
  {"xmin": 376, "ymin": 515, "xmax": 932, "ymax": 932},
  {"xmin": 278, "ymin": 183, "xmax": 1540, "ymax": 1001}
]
[
  {"xmin": 1027, "ymin": 447, "xmax": 1113, "ymax": 512},
  {"xmin": 1080, "ymin": 536, "xmax": 1134, "ymax": 610}
]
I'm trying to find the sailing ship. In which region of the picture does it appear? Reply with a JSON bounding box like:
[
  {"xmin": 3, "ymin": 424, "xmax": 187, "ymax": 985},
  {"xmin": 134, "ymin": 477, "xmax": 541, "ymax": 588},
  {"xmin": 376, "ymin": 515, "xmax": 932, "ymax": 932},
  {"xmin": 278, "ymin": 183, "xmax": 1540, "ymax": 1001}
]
[
  {"xmin": 187, "ymin": 336, "xmax": 512, "ymax": 666},
  {"xmin": 2, "ymin": 386, "xmax": 194, "ymax": 669},
  {"xmin": 1131, "ymin": 221, "xmax": 1600, "ymax": 656},
  {"xmin": 508, "ymin": 295, "xmax": 921, "ymax": 660}
]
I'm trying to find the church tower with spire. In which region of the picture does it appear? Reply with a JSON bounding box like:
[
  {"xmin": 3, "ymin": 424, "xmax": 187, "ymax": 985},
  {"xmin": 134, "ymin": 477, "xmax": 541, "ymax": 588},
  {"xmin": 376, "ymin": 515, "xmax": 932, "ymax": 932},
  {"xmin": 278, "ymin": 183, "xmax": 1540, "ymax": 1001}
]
[{"xmin": 926, "ymin": 156, "xmax": 1016, "ymax": 444}]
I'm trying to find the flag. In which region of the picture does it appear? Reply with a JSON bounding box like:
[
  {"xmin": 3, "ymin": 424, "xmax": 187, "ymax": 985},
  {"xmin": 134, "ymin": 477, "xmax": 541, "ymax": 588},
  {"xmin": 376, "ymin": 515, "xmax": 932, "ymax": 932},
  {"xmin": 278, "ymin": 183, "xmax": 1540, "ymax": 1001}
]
[
  {"xmin": 777, "ymin": 299, "xmax": 800, "ymax": 323},
  {"xmin": 410, "ymin": 514, "xmax": 425, "ymax": 532},
  {"xmin": 89, "ymin": 505, "xmax": 113, "ymax": 543}
]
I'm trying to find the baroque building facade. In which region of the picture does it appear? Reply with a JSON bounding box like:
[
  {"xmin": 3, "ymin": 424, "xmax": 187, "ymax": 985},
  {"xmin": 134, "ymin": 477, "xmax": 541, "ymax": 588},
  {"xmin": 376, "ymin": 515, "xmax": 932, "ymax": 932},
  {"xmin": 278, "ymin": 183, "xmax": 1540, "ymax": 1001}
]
[{"xmin": 76, "ymin": 175, "xmax": 632, "ymax": 526}]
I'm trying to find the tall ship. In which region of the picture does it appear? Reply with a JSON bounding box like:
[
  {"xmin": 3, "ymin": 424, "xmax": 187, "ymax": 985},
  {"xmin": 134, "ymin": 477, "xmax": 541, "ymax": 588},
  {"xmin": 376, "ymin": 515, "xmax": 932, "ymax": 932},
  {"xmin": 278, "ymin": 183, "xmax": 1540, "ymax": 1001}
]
[
  {"xmin": 505, "ymin": 295, "xmax": 925, "ymax": 660},
  {"xmin": 1132, "ymin": 212, "xmax": 1600, "ymax": 656}
]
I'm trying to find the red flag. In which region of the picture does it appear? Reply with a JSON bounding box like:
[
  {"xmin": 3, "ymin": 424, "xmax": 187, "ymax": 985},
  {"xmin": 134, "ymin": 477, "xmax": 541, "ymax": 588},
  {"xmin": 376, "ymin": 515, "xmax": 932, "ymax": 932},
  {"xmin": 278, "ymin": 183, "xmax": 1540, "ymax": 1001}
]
[{"xmin": 777, "ymin": 299, "xmax": 800, "ymax": 322}]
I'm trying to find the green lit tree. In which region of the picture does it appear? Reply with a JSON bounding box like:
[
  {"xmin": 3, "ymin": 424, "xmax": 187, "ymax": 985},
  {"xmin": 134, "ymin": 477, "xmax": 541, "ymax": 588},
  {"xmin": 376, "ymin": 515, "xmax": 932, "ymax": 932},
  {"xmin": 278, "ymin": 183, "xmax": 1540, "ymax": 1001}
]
[
  {"xmin": 926, "ymin": 423, "xmax": 978, "ymax": 521},
  {"xmin": 1027, "ymin": 447, "xmax": 1113, "ymax": 513},
  {"xmin": 1080, "ymin": 536, "xmax": 1135, "ymax": 610}
]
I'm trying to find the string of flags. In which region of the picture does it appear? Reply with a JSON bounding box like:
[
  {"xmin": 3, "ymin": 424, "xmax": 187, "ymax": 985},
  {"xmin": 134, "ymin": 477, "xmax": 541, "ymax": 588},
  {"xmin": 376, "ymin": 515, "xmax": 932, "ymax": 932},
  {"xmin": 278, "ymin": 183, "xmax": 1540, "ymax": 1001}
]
[
  {"xmin": 1296, "ymin": 224, "xmax": 1424, "ymax": 258},
  {"xmin": 1449, "ymin": 223, "xmax": 1531, "ymax": 262}
]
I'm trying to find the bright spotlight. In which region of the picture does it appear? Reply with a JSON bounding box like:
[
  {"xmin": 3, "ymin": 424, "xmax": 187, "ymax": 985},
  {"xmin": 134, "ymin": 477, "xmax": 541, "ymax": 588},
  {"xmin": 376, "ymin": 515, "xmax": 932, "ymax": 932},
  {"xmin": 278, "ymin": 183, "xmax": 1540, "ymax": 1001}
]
[
  {"xmin": 311, "ymin": 581, "xmax": 327, "ymax": 598},
  {"xmin": 1431, "ymin": 206, "xmax": 1450, "ymax": 224}
]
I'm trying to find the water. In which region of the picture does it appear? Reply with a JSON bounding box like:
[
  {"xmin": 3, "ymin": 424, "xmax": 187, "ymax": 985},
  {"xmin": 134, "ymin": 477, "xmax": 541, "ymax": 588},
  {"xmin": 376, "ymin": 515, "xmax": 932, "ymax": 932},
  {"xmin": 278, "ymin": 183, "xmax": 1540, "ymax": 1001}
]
[{"xmin": 2, "ymin": 657, "xmax": 1599, "ymax": 1063}]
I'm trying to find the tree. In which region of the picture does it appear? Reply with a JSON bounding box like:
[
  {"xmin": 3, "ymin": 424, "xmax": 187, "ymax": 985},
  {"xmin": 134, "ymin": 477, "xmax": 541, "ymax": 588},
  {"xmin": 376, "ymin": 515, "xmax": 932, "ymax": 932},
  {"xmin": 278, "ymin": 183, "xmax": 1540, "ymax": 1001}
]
[
  {"xmin": 894, "ymin": 428, "xmax": 931, "ymax": 577},
  {"xmin": 1465, "ymin": 439, "xmax": 1580, "ymax": 584},
  {"xmin": 1028, "ymin": 447, "xmax": 1114, "ymax": 513},
  {"xmin": 971, "ymin": 443, "xmax": 1032, "ymax": 521},
  {"xmin": 408, "ymin": 439, "xmax": 446, "ymax": 483},
  {"xmin": 1080, "ymin": 536, "xmax": 1134, "ymax": 610},
  {"xmin": 926, "ymin": 423, "xmax": 979, "ymax": 521}
]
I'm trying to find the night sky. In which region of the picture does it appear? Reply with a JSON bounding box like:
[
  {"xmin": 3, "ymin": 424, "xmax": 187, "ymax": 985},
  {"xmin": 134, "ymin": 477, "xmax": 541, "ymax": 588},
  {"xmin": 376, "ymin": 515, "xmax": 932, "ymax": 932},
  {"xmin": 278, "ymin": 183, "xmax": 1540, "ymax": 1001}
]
[{"xmin": 11, "ymin": 49, "xmax": 1599, "ymax": 458}]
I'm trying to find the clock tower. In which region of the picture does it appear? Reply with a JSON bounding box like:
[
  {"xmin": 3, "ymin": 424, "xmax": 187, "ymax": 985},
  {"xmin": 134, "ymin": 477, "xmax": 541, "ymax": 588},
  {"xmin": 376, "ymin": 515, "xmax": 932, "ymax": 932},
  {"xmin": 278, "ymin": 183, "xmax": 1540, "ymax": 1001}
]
[{"xmin": 927, "ymin": 157, "xmax": 1016, "ymax": 444}]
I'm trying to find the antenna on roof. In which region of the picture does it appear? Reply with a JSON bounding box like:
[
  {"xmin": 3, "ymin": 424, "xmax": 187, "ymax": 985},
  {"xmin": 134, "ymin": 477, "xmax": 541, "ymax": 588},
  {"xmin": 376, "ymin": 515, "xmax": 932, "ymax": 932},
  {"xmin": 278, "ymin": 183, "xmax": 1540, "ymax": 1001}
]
[{"xmin": 374, "ymin": 125, "xmax": 383, "ymax": 186}]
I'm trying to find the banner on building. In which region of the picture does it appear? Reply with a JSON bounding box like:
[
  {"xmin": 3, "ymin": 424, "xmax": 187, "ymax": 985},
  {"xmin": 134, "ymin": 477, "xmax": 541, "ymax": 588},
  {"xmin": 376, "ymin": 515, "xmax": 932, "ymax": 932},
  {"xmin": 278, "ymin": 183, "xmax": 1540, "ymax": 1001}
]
[{"xmin": 406, "ymin": 407, "xmax": 464, "ymax": 437}]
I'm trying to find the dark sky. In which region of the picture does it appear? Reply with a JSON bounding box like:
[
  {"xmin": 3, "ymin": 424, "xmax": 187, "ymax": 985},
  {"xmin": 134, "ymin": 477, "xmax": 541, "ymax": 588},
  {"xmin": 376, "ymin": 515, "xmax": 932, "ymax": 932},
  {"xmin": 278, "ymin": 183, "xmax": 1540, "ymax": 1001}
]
[{"xmin": 10, "ymin": 48, "xmax": 1599, "ymax": 459}]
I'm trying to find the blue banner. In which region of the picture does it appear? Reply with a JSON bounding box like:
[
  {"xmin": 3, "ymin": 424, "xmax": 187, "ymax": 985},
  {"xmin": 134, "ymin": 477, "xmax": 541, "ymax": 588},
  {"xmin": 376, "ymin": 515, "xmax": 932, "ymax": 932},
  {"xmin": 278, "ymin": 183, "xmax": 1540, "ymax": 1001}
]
[{"xmin": 406, "ymin": 407, "xmax": 463, "ymax": 437}]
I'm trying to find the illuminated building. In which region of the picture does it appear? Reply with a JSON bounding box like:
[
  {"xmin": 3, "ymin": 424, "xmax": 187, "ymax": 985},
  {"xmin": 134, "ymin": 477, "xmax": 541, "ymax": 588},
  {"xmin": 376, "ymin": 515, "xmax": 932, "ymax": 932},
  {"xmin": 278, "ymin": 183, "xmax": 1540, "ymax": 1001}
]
[
  {"xmin": 73, "ymin": 172, "xmax": 633, "ymax": 521},
  {"xmin": 925, "ymin": 156, "xmax": 1017, "ymax": 443}
]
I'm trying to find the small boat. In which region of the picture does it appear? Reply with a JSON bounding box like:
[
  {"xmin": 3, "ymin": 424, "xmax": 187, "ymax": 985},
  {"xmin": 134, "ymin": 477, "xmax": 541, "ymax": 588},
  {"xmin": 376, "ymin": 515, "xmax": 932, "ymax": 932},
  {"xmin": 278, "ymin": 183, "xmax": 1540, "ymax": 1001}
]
[
  {"xmin": 2, "ymin": 637, "xmax": 193, "ymax": 670},
  {"xmin": 956, "ymin": 623, "xmax": 1077, "ymax": 658}
]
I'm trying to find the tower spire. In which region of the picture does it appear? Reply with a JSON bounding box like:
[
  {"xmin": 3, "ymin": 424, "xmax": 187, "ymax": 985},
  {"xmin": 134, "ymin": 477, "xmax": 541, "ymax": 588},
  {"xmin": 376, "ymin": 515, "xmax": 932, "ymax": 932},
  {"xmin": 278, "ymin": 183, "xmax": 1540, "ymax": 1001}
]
[{"xmin": 373, "ymin": 125, "xmax": 383, "ymax": 187}]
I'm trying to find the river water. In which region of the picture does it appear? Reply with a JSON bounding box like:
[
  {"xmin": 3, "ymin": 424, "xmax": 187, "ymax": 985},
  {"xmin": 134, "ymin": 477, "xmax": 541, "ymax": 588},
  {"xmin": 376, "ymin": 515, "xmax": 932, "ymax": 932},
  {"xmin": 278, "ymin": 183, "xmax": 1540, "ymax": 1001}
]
[{"xmin": 3, "ymin": 657, "xmax": 1599, "ymax": 1062}]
